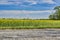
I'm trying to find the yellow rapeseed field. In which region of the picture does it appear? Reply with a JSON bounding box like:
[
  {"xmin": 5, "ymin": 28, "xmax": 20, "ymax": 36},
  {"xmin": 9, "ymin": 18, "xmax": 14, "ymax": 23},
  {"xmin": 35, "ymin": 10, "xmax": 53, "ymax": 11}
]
[{"xmin": 0, "ymin": 19, "xmax": 60, "ymax": 29}]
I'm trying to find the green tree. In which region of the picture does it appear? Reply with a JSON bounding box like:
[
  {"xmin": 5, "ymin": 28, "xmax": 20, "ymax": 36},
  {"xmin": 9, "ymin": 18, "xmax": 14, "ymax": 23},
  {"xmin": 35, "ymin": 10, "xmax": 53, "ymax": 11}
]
[{"xmin": 49, "ymin": 6, "xmax": 60, "ymax": 20}]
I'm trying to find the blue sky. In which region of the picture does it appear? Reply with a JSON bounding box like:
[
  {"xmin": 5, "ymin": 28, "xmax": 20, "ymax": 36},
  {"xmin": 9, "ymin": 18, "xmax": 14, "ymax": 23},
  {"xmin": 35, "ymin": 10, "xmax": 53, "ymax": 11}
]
[{"xmin": 0, "ymin": 0, "xmax": 59, "ymax": 19}]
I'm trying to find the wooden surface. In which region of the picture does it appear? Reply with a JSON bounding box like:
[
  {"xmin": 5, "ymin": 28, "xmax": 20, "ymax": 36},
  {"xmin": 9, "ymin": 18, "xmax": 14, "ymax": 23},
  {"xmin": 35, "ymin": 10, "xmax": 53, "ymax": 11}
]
[{"xmin": 0, "ymin": 29, "xmax": 60, "ymax": 40}]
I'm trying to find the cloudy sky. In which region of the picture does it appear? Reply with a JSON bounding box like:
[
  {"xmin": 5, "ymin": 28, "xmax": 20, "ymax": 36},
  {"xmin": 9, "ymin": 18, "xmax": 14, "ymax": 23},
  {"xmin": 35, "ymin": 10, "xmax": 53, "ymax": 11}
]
[{"xmin": 0, "ymin": 0, "xmax": 59, "ymax": 19}]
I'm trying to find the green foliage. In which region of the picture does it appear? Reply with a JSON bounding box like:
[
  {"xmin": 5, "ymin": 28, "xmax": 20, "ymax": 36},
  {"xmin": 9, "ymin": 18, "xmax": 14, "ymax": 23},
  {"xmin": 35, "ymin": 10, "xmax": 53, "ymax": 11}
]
[{"xmin": 49, "ymin": 6, "xmax": 60, "ymax": 20}]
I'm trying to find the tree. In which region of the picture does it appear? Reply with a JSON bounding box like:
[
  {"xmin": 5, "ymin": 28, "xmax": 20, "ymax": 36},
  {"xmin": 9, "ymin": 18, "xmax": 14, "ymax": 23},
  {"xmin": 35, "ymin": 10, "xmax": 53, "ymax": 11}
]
[
  {"xmin": 49, "ymin": 6, "xmax": 60, "ymax": 20},
  {"xmin": 49, "ymin": 15, "xmax": 55, "ymax": 19}
]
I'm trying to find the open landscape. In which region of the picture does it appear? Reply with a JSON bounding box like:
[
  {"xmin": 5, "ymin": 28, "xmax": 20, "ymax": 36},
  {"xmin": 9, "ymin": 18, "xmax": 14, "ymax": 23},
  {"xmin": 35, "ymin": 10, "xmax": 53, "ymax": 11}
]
[{"xmin": 0, "ymin": 0, "xmax": 60, "ymax": 40}]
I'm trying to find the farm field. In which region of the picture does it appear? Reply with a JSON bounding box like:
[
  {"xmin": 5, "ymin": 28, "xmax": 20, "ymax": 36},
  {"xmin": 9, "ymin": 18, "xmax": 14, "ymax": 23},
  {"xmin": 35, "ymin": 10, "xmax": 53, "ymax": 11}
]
[{"xmin": 0, "ymin": 19, "xmax": 60, "ymax": 29}]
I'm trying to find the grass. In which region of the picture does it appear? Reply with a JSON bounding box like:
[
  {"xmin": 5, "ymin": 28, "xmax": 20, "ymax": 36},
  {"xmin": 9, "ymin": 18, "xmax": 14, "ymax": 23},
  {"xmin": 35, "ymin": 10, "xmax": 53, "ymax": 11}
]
[{"xmin": 0, "ymin": 19, "xmax": 60, "ymax": 29}]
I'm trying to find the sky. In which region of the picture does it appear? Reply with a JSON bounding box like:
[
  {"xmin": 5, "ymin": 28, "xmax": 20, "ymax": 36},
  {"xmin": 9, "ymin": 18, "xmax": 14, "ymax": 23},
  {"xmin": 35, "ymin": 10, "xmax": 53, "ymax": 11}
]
[{"xmin": 0, "ymin": 0, "xmax": 59, "ymax": 19}]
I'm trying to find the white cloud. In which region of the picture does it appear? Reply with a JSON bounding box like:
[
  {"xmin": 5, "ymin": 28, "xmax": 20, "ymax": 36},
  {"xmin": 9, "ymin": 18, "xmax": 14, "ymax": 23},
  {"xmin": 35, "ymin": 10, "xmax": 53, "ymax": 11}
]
[
  {"xmin": 25, "ymin": 0, "xmax": 38, "ymax": 5},
  {"xmin": 42, "ymin": 0, "xmax": 56, "ymax": 4},
  {"xmin": 0, "ymin": 0, "xmax": 56, "ymax": 5},
  {"xmin": 0, "ymin": 0, "xmax": 12, "ymax": 4},
  {"xmin": 0, "ymin": 10, "xmax": 55, "ymax": 14},
  {"xmin": 0, "ymin": 10, "xmax": 55, "ymax": 19},
  {"xmin": 24, "ymin": 0, "xmax": 56, "ymax": 5}
]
